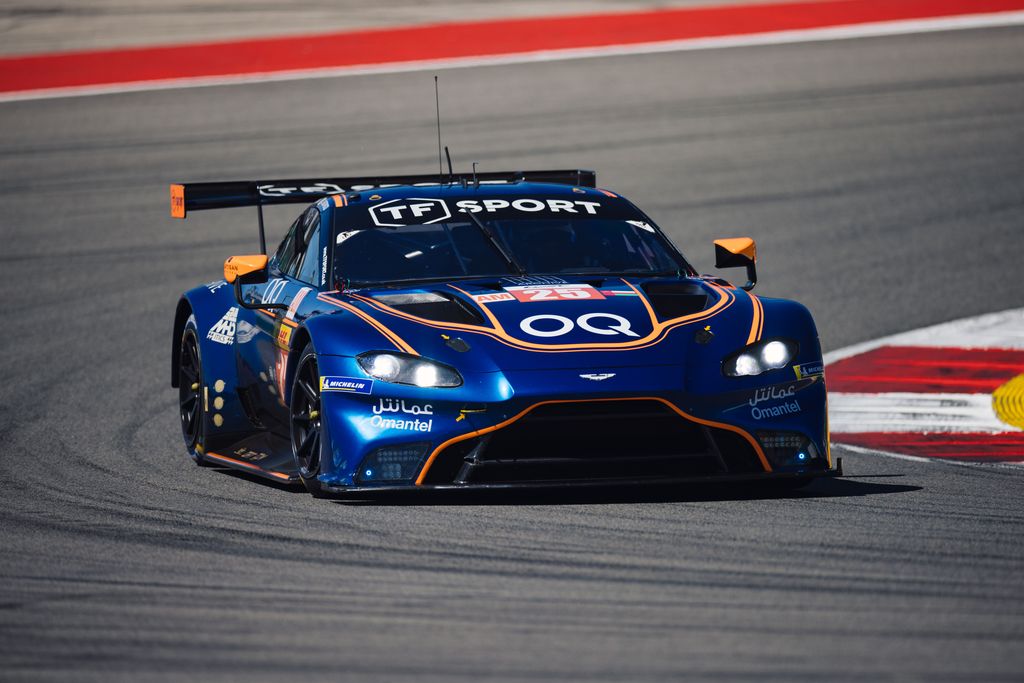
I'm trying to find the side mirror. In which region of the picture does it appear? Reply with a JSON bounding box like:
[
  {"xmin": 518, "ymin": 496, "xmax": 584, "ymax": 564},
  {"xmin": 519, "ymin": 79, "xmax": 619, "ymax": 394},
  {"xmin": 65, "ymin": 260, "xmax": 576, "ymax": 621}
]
[
  {"xmin": 714, "ymin": 237, "xmax": 757, "ymax": 291},
  {"xmin": 223, "ymin": 255, "xmax": 287, "ymax": 310},
  {"xmin": 224, "ymin": 254, "xmax": 269, "ymax": 285}
]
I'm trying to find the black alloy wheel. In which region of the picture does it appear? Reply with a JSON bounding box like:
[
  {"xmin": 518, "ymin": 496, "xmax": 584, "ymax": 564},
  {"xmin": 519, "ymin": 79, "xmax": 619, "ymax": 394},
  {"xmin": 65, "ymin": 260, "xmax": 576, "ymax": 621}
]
[
  {"xmin": 291, "ymin": 347, "xmax": 326, "ymax": 496},
  {"xmin": 178, "ymin": 327, "xmax": 206, "ymax": 464}
]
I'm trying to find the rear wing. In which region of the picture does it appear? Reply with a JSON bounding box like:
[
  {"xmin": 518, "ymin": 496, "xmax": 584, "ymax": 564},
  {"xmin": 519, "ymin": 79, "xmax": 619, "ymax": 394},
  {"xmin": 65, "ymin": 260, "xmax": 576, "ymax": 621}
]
[{"xmin": 169, "ymin": 169, "xmax": 597, "ymax": 219}]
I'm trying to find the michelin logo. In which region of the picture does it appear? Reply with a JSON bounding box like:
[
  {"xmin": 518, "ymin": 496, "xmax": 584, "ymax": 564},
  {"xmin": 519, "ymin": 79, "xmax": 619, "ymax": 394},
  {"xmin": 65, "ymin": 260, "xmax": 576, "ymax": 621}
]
[
  {"xmin": 207, "ymin": 307, "xmax": 238, "ymax": 345},
  {"xmin": 794, "ymin": 361, "xmax": 824, "ymax": 380},
  {"xmin": 320, "ymin": 376, "xmax": 373, "ymax": 395}
]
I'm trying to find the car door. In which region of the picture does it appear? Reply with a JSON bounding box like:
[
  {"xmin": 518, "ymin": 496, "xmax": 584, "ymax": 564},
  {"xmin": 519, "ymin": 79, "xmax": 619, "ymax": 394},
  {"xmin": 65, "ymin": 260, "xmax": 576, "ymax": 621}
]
[{"xmin": 235, "ymin": 206, "xmax": 325, "ymax": 435}]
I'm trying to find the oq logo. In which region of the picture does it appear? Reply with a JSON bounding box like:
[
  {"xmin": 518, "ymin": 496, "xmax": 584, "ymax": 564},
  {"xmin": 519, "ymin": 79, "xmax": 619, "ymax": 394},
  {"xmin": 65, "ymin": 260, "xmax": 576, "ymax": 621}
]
[
  {"xmin": 370, "ymin": 198, "xmax": 451, "ymax": 227},
  {"xmin": 519, "ymin": 313, "xmax": 639, "ymax": 338}
]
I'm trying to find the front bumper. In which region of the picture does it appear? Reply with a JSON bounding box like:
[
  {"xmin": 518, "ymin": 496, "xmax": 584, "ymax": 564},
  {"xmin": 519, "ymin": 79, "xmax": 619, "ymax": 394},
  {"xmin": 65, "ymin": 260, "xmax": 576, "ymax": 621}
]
[{"xmin": 314, "ymin": 356, "xmax": 831, "ymax": 491}]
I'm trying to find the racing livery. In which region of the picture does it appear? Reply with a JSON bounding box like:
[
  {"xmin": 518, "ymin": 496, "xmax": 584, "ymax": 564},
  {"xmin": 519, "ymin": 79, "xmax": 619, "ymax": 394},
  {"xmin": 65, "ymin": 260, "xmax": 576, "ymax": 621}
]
[{"xmin": 170, "ymin": 170, "xmax": 839, "ymax": 496}]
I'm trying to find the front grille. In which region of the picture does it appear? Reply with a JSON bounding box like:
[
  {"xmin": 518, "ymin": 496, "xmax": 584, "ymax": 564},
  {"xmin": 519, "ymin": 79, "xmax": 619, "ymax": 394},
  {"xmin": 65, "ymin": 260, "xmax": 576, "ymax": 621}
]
[{"xmin": 420, "ymin": 400, "xmax": 764, "ymax": 485}]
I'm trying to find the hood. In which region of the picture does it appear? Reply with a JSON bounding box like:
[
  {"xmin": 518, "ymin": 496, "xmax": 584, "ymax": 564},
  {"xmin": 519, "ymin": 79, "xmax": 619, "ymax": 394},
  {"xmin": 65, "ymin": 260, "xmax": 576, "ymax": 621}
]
[{"xmin": 330, "ymin": 275, "xmax": 754, "ymax": 372}]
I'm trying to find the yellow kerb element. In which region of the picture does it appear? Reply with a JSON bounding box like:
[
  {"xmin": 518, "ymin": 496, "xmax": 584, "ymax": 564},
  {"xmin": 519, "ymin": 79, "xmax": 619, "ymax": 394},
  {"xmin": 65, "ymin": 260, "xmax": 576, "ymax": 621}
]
[
  {"xmin": 714, "ymin": 237, "xmax": 756, "ymax": 262},
  {"xmin": 993, "ymin": 374, "xmax": 1024, "ymax": 429},
  {"xmin": 224, "ymin": 254, "xmax": 268, "ymax": 284},
  {"xmin": 170, "ymin": 184, "xmax": 186, "ymax": 218}
]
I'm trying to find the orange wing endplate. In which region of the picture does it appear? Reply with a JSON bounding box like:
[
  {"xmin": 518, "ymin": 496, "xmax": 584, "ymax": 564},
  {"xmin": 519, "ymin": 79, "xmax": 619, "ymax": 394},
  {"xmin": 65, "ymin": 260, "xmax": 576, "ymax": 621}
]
[{"xmin": 170, "ymin": 184, "xmax": 186, "ymax": 219}]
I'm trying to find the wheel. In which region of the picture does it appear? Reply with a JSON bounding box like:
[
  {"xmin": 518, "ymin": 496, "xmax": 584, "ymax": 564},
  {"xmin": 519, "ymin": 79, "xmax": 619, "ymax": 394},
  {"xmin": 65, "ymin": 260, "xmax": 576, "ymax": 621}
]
[
  {"xmin": 178, "ymin": 316, "xmax": 210, "ymax": 466},
  {"xmin": 290, "ymin": 346, "xmax": 328, "ymax": 497}
]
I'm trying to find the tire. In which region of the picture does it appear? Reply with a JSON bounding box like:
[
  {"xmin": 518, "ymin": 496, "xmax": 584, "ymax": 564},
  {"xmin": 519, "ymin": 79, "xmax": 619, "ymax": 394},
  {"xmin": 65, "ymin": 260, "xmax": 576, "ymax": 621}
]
[
  {"xmin": 290, "ymin": 345, "xmax": 328, "ymax": 497},
  {"xmin": 178, "ymin": 316, "xmax": 210, "ymax": 466}
]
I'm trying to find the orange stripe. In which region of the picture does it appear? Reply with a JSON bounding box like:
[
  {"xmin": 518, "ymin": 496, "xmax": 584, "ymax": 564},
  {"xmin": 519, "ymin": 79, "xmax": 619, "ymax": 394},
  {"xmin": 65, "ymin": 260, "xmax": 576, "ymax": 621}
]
[
  {"xmin": 205, "ymin": 451, "xmax": 295, "ymax": 481},
  {"xmin": 415, "ymin": 396, "xmax": 770, "ymax": 485},
  {"xmin": 350, "ymin": 283, "xmax": 735, "ymax": 353},
  {"xmin": 746, "ymin": 293, "xmax": 763, "ymax": 345},
  {"xmin": 317, "ymin": 294, "xmax": 417, "ymax": 354}
]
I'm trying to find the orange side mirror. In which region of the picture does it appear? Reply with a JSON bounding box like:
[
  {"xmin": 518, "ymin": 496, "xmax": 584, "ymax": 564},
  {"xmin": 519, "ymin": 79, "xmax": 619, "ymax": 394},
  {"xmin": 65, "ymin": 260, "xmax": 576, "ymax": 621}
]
[
  {"xmin": 224, "ymin": 254, "xmax": 269, "ymax": 285},
  {"xmin": 713, "ymin": 237, "xmax": 757, "ymax": 291}
]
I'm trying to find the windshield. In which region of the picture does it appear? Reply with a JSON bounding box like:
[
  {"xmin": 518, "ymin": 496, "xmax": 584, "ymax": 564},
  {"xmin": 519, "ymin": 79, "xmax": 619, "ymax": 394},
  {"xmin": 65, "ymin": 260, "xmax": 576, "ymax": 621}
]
[{"xmin": 333, "ymin": 216, "xmax": 684, "ymax": 286}]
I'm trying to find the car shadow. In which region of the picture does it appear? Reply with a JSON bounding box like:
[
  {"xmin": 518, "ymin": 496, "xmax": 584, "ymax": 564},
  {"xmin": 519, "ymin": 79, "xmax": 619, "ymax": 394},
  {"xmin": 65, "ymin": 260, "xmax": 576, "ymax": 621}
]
[
  {"xmin": 205, "ymin": 464, "xmax": 921, "ymax": 506},
  {"xmin": 332, "ymin": 475, "xmax": 921, "ymax": 507},
  {"xmin": 210, "ymin": 466, "xmax": 306, "ymax": 492}
]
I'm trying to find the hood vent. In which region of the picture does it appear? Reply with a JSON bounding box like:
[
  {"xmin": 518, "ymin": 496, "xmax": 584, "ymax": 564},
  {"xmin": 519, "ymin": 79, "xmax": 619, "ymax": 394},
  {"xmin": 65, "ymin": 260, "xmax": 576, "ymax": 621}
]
[
  {"xmin": 642, "ymin": 282, "xmax": 709, "ymax": 319},
  {"xmin": 372, "ymin": 291, "xmax": 485, "ymax": 325}
]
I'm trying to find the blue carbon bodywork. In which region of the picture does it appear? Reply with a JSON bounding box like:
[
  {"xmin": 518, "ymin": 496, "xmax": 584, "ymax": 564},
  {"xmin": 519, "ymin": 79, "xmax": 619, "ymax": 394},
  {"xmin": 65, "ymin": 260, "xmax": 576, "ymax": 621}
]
[{"xmin": 172, "ymin": 180, "xmax": 834, "ymax": 493}]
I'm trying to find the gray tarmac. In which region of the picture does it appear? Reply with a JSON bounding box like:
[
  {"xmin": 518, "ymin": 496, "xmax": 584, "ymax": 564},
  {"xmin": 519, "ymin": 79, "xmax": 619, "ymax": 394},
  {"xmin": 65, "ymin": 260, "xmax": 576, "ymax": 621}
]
[{"xmin": 0, "ymin": 24, "xmax": 1023, "ymax": 681}]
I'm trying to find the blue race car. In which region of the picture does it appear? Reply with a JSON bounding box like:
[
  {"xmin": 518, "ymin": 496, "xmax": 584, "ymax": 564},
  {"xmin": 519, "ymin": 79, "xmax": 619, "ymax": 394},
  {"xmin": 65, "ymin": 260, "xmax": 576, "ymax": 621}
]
[{"xmin": 170, "ymin": 170, "xmax": 839, "ymax": 497}]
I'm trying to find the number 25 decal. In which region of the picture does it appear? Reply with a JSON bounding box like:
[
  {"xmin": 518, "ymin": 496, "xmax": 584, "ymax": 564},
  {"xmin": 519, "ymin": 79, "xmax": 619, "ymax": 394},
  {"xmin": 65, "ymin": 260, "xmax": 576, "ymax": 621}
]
[{"xmin": 506, "ymin": 284, "xmax": 605, "ymax": 302}]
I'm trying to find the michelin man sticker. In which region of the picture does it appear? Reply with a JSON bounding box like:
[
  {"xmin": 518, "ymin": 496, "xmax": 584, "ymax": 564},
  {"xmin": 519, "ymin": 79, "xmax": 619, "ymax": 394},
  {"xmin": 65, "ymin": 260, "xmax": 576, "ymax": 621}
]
[{"xmin": 207, "ymin": 307, "xmax": 238, "ymax": 345}]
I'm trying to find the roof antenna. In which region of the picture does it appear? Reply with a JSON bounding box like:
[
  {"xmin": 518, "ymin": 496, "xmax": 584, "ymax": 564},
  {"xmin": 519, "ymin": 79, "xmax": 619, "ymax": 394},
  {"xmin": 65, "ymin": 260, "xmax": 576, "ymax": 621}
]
[
  {"xmin": 434, "ymin": 75, "xmax": 444, "ymax": 186},
  {"xmin": 472, "ymin": 162, "xmax": 480, "ymax": 188},
  {"xmin": 444, "ymin": 145, "xmax": 453, "ymax": 180}
]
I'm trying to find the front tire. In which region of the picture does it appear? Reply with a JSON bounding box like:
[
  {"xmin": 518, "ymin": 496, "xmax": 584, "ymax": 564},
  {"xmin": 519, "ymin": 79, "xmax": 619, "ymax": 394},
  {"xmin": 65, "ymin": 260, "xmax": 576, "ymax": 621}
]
[
  {"xmin": 290, "ymin": 346, "xmax": 327, "ymax": 497},
  {"xmin": 178, "ymin": 317, "xmax": 209, "ymax": 466}
]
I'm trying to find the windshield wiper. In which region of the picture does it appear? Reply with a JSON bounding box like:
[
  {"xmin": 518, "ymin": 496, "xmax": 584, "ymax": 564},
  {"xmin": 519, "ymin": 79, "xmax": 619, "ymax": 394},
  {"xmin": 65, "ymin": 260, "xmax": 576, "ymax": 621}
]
[{"xmin": 463, "ymin": 212, "xmax": 526, "ymax": 275}]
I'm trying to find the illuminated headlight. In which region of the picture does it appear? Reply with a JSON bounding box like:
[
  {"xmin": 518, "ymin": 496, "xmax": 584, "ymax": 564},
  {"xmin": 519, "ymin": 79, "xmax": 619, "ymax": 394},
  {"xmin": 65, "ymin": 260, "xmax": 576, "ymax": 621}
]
[
  {"xmin": 723, "ymin": 339, "xmax": 799, "ymax": 377},
  {"xmin": 357, "ymin": 352, "xmax": 462, "ymax": 388},
  {"xmin": 357, "ymin": 444, "xmax": 430, "ymax": 483}
]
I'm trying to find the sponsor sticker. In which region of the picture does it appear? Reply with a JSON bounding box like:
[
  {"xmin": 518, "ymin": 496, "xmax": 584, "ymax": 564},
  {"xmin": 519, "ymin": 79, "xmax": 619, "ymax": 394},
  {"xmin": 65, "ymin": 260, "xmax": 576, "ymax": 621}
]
[
  {"xmin": 370, "ymin": 198, "xmax": 451, "ymax": 227},
  {"xmin": 207, "ymin": 307, "xmax": 238, "ymax": 345},
  {"xmin": 320, "ymin": 376, "xmax": 373, "ymax": 394},
  {"xmin": 370, "ymin": 415, "xmax": 433, "ymax": 432},
  {"xmin": 454, "ymin": 198, "xmax": 601, "ymax": 215},
  {"xmin": 519, "ymin": 312, "xmax": 639, "ymax": 338},
  {"xmin": 470, "ymin": 292, "xmax": 516, "ymax": 304},
  {"xmin": 750, "ymin": 400, "xmax": 802, "ymax": 420},
  {"xmin": 259, "ymin": 182, "xmax": 343, "ymax": 198},
  {"xmin": 276, "ymin": 325, "xmax": 292, "ymax": 348},
  {"xmin": 373, "ymin": 398, "xmax": 434, "ymax": 416},
  {"xmin": 722, "ymin": 378, "xmax": 817, "ymax": 414},
  {"xmin": 794, "ymin": 361, "xmax": 824, "ymax": 379},
  {"xmin": 505, "ymin": 284, "xmax": 606, "ymax": 302}
]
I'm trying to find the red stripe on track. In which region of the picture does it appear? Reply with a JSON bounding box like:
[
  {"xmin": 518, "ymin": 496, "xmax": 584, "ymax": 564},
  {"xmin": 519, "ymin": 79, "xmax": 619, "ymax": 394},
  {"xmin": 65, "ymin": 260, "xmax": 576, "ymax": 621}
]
[
  {"xmin": 3, "ymin": 0, "xmax": 1024, "ymax": 94},
  {"xmin": 826, "ymin": 346, "xmax": 1024, "ymax": 394},
  {"xmin": 836, "ymin": 432, "xmax": 1024, "ymax": 461}
]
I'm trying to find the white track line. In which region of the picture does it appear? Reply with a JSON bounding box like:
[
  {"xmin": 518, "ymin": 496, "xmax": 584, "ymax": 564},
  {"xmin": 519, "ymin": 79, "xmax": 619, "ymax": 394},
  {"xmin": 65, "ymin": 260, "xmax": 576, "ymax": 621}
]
[
  {"xmin": 829, "ymin": 392, "xmax": 1008, "ymax": 434},
  {"xmin": 3, "ymin": 10, "xmax": 1024, "ymax": 103},
  {"xmin": 826, "ymin": 307, "xmax": 1024, "ymax": 468},
  {"xmin": 824, "ymin": 308, "xmax": 1024, "ymax": 364}
]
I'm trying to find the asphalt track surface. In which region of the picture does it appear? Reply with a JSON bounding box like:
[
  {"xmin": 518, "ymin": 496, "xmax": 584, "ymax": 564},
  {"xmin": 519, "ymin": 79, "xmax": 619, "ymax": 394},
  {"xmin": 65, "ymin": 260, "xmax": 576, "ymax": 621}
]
[{"xmin": 1, "ymin": 25, "xmax": 1023, "ymax": 682}]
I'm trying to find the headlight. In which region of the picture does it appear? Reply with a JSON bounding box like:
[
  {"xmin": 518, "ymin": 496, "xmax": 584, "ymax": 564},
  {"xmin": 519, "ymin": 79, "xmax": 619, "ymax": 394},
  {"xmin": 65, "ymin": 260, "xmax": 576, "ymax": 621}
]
[
  {"xmin": 357, "ymin": 352, "xmax": 462, "ymax": 388},
  {"xmin": 723, "ymin": 339, "xmax": 799, "ymax": 377}
]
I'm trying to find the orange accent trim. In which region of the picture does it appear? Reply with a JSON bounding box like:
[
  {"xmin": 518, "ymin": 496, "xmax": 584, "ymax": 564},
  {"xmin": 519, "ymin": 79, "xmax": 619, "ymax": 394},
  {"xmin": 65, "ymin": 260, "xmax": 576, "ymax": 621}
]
[
  {"xmin": 332, "ymin": 194, "xmax": 344, "ymax": 207},
  {"xmin": 223, "ymin": 254, "xmax": 268, "ymax": 284},
  {"xmin": 205, "ymin": 451, "xmax": 294, "ymax": 481},
  {"xmin": 350, "ymin": 282, "xmax": 736, "ymax": 353},
  {"xmin": 170, "ymin": 184, "xmax": 186, "ymax": 218},
  {"xmin": 746, "ymin": 293, "xmax": 763, "ymax": 345},
  {"xmin": 715, "ymin": 237, "xmax": 757, "ymax": 262},
  {"xmin": 415, "ymin": 397, "xmax": 771, "ymax": 485},
  {"xmin": 317, "ymin": 294, "xmax": 417, "ymax": 355}
]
